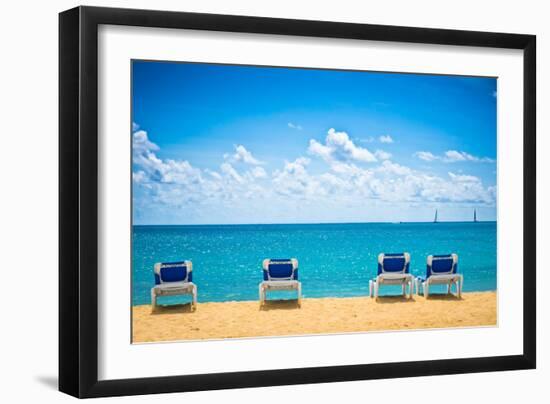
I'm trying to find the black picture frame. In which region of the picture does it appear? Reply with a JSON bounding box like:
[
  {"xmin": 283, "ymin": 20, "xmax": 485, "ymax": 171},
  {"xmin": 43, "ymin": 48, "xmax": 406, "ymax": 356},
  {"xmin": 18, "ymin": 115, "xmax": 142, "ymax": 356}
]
[{"xmin": 59, "ymin": 5, "xmax": 536, "ymax": 398}]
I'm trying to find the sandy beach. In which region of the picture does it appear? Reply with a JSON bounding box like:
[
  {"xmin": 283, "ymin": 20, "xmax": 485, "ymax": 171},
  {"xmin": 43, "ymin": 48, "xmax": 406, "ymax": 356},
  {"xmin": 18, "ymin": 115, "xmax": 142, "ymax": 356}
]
[{"xmin": 132, "ymin": 291, "xmax": 496, "ymax": 343}]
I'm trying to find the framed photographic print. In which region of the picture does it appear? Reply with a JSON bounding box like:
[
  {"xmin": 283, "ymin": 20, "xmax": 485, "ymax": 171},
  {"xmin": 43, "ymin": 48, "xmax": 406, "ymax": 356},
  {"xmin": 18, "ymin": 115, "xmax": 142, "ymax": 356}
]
[{"xmin": 59, "ymin": 6, "xmax": 536, "ymax": 398}]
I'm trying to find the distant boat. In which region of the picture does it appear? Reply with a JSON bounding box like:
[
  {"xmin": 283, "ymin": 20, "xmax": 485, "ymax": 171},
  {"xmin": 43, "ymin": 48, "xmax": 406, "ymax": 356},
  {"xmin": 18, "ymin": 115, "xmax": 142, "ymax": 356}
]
[
  {"xmin": 434, "ymin": 209, "xmax": 438, "ymax": 223},
  {"xmin": 474, "ymin": 208, "xmax": 478, "ymax": 223}
]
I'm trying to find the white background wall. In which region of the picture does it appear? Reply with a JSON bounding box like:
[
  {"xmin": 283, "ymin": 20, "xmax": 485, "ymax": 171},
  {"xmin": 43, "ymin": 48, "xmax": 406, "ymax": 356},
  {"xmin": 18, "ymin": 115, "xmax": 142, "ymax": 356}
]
[{"xmin": 0, "ymin": 0, "xmax": 546, "ymax": 402}]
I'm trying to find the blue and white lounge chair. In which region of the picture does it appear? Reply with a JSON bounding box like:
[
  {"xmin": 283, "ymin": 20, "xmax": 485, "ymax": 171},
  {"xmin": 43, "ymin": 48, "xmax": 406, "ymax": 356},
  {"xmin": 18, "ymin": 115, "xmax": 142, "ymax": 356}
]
[
  {"xmin": 151, "ymin": 260, "xmax": 197, "ymax": 309},
  {"xmin": 416, "ymin": 254, "xmax": 462, "ymax": 298},
  {"xmin": 259, "ymin": 258, "xmax": 302, "ymax": 306},
  {"xmin": 369, "ymin": 253, "xmax": 414, "ymax": 298}
]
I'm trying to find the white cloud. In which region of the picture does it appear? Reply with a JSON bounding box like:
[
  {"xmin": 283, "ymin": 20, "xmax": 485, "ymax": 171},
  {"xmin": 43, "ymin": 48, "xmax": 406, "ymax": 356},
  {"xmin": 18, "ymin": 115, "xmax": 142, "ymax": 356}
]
[
  {"xmin": 414, "ymin": 150, "xmax": 495, "ymax": 163},
  {"xmin": 132, "ymin": 129, "xmax": 203, "ymax": 186},
  {"xmin": 205, "ymin": 169, "xmax": 222, "ymax": 180},
  {"xmin": 448, "ymin": 172, "xmax": 479, "ymax": 182},
  {"xmin": 133, "ymin": 127, "xmax": 496, "ymax": 222},
  {"xmin": 308, "ymin": 139, "xmax": 332, "ymax": 161},
  {"xmin": 133, "ymin": 130, "xmax": 276, "ymax": 211},
  {"xmin": 368, "ymin": 163, "xmax": 494, "ymax": 204},
  {"xmin": 444, "ymin": 150, "xmax": 473, "ymax": 162},
  {"xmin": 308, "ymin": 128, "xmax": 377, "ymax": 164},
  {"xmin": 377, "ymin": 160, "xmax": 412, "ymax": 176},
  {"xmin": 220, "ymin": 162, "xmax": 245, "ymax": 183},
  {"xmin": 133, "ymin": 130, "xmax": 159, "ymax": 153},
  {"xmin": 357, "ymin": 136, "xmax": 375, "ymax": 143},
  {"xmin": 229, "ymin": 145, "xmax": 263, "ymax": 165},
  {"xmin": 249, "ymin": 166, "xmax": 267, "ymax": 179},
  {"xmin": 374, "ymin": 149, "xmax": 392, "ymax": 160},
  {"xmin": 415, "ymin": 151, "xmax": 438, "ymax": 162},
  {"xmin": 379, "ymin": 135, "xmax": 394, "ymax": 143},
  {"xmin": 444, "ymin": 150, "xmax": 495, "ymax": 163},
  {"xmin": 287, "ymin": 122, "xmax": 303, "ymax": 130},
  {"xmin": 132, "ymin": 170, "xmax": 147, "ymax": 184},
  {"xmin": 272, "ymin": 157, "xmax": 323, "ymax": 197},
  {"xmin": 329, "ymin": 161, "xmax": 364, "ymax": 176},
  {"xmin": 131, "ymin": 129, "xmax": 217, "ymax": 215}
]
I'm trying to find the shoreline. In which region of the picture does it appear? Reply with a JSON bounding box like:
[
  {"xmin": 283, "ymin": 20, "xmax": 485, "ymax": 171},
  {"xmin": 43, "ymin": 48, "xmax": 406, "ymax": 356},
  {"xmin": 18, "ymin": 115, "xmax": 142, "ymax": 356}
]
[
  {"xmin": 134, "ymin": 221, "xmax": 497, "ymax": 227},
  {"xmin": 132, "ymin": 291, "xmax": 497, "ymax": 343}
]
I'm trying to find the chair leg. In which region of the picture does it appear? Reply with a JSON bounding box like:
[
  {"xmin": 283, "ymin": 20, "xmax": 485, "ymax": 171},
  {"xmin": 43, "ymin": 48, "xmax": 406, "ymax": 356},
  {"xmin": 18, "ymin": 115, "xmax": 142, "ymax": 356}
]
[
  {"xmin": 369, "ymin": 280, "xmax": 373, "ymax": 298},
  {"xmin": 259, "ymin": 284, "xmax": 263, "ymax": 305},
  {"xmin": 151, "ymin": 289, "xmax": 157, "ymax": 308},
  {"xmin": 424, "ymin": 282, "xmax": 429, "ymax": 298},
  {"xmin": 374, "ymin": 282, "xmax": 379, "ymax": 299},
  {"xmin": 192, "ymin": 285, "xmax": 197, "ymax": 309},
  {"xmin": 447, "ymin": 283, "xmax": 451, "ymax": 294},
  {"xmin": 297, "ymin": 283, "xmax": 302, "ymax": 306}
]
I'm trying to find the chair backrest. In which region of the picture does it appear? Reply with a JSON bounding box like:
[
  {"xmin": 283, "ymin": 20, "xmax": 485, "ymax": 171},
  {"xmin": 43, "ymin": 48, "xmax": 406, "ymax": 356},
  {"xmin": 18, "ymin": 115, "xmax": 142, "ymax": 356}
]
[
  {"xmin": 426, "ymin": 254, "xmax": 458, "ymax": 278},
  {"xmin": 154, "ymin": 261, "xmax": 192, "ymax": 285},
  {"xmin": 262, "ymin": 258, "xmax": 298, "ymax": 281},
  {"xmin": 378, "ymin": 253, "xmax": 410, "ymax": 275}
]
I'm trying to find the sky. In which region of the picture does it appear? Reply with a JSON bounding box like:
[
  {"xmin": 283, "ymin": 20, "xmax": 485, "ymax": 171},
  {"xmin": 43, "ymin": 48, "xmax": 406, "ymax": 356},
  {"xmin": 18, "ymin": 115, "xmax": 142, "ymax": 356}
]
[{"xmin": 132, "ymin": 60, "xmax": 497, "ymax": 225}]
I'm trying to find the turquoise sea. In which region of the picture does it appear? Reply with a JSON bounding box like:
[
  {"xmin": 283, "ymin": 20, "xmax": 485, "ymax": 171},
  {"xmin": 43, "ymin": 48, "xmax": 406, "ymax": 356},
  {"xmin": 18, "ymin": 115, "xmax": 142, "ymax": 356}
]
[{"xmin": 132, "ymin": 222, "xmax": 497, "ymax": 306}]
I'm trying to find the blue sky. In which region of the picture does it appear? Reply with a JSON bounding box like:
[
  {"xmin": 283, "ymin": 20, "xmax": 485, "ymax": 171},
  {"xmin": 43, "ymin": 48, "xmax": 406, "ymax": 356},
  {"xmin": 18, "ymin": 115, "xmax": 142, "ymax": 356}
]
[{"xmin": 132, "ymin": 60, "xmax": 497, "ymax": 225}]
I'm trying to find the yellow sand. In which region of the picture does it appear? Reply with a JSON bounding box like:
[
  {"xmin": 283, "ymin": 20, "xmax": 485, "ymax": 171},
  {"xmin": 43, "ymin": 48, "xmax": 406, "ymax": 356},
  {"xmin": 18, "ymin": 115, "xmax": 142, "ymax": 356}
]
[{"xmin": 132, "ymin": 291, "xmax": 496, "ymax": 343}]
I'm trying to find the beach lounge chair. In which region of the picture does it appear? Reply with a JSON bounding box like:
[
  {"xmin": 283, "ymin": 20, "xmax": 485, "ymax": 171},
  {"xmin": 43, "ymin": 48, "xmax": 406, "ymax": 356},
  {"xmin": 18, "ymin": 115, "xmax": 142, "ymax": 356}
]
[
  {"xmin": 151, "ymin": 260, "xmax": 197, "ymax": 309},
  {"xmin": 369, "ymin": 253, "xmax": 414, "ymax": 298},
  {"xmin": 416, "ymin": 254, "xmax": 463, "ymax": 298},
  {"xmin": 259, "ymin": 258, "xmax": 302, "ymax": 306}
]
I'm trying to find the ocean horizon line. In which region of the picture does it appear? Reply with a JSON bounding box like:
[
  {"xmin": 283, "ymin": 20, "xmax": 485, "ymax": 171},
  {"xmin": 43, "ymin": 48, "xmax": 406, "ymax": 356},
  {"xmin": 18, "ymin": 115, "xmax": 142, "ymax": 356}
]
[{"xmin": 133, "ymin": 220, "xmax": 497, "ymax": 227}]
